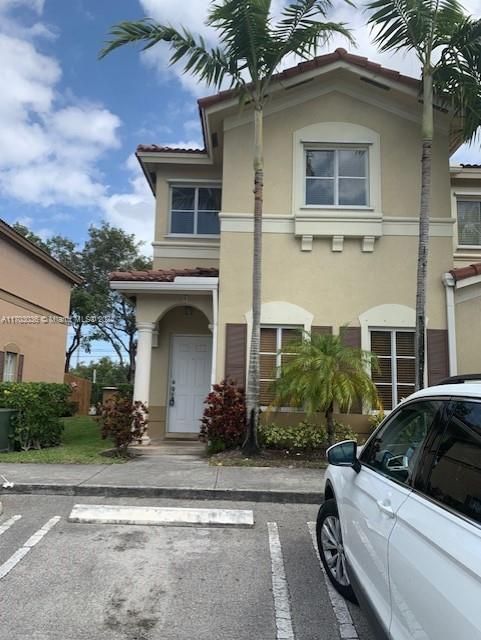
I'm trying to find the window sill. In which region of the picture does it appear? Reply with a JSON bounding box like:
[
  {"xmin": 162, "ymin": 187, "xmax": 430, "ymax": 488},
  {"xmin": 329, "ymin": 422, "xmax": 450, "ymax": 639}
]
[
  {"xmin": 456, "ymin": 245, "xmax": 481, "ymax": 251},
  {"xmin": 166, "ymin": 234, "xmax": 220, "ymax": 239},
  {"xmin": 300, "ymin": 205, "xmax": 374, "ymax": 211}
]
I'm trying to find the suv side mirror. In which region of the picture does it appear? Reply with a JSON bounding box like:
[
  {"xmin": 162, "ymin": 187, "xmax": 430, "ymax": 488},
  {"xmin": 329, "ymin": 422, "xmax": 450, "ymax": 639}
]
[{"xmin": 327, "ymin": 440, "xmax": 361, "ymax": 473}]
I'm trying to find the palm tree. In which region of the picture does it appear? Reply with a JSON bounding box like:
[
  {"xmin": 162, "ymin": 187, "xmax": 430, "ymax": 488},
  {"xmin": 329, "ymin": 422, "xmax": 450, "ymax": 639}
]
[
  {"xmin": 272, "ymin": 331, "xmax": 380, "ymax": 446},
  {"xmin": 100, "ymin": 0, "xmax": 354, "ymax": 454},
  {"xmin": 366, "ymin": 0, "xmax": 481, "ymax": 390}
]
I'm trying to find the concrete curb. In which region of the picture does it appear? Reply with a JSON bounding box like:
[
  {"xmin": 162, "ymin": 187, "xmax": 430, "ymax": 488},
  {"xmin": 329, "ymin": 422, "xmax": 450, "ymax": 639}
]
[{"xmin": 0, "ymin": 484, "xmax": 324, "ymax": 505}]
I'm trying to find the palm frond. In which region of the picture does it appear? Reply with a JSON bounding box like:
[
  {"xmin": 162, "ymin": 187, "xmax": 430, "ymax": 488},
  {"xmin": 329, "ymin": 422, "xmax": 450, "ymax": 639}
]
[
  {"xmin": 434, "ymin": 16, "xmax": 481, "ymax": 142},
  {"xmin": 99, "ymin": 19, "xmax": 245, "ymax": 91},
  {"xmin": 208, "ymin": 0, "xmax": 273, "ymax": 86},
  {"xmin": 271, "ymin": 331, "xmax": 379, "ymax": 416},
  {"xmin": 366, "ymin": 0, "xmax": 432, "ymax": 58}
]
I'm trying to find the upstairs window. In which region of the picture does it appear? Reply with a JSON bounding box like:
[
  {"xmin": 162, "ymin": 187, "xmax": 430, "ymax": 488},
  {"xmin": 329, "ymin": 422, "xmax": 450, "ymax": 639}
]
[
  {"xmin": 457, "ymin": 200, "xmax": 481, "ymax": 246},
  {"xmin": 305, "ymin": 148, "xmax": 368, "ymax": 207},
  {"xmin": 170, "ymin": 185, "xmax": 221, "ymax": 235},
  {"xmin": 370, "ymin": 330, "xmax": 415, "ymax": 410}
]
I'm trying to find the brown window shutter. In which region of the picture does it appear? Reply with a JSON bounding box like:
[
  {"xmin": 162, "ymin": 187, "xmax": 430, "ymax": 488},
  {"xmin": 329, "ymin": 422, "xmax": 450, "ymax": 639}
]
[
  {"xmin": 225, "ymin": 324, "xmax": 247, "ymax": 388},
  {"xmin": 340, "ymin": 326, "xmax": 362, "ymax": 413},
  {"xmin": 0, "ymin": 351, "xmax": 4, "ymax": 381},
  {"xmin": 311, "ymin": 326, "xmax": 332, "ymax": 335},
  {"xmin": 340, "ymin": 326, "xmax": 361, "ymax": 348},
  {"xmin": 427, "ymin": 329, "xmax": 449, "ymax": 386},
  {"xmin": 16, "ymin": 354, "xmax": 24, "ymax": 382}
]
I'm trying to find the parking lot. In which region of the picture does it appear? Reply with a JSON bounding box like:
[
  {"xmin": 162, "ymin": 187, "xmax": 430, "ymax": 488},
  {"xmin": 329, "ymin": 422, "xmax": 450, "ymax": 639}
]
[{"xmin": 0, "ymin": 495, "xmax": 374, "ymax": 640}]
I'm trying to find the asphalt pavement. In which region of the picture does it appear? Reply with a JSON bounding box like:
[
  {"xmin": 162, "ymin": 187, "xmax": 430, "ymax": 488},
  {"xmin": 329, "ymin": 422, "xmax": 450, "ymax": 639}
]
[{"xmin": 0, "ymin": 494, "xmax": 374, "ymax": 640}]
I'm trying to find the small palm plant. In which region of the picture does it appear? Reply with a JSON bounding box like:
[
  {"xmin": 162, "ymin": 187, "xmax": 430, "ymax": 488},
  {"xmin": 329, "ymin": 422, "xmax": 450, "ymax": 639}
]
[
  {"xmin": 272, "ymin": 331, "xmax": 380, "ymax": 446},
  {"xmin": 99, "ymin": 0, "xmax": 354, "ymax": 455}
]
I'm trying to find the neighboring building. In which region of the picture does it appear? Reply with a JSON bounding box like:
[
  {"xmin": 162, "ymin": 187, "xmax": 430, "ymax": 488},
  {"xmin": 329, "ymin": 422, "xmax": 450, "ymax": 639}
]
[
  {"xmin": 110, "ymin": 48, "xmax": 480, "ymax": 441},
  {"xmin": 0, "ymin": 220, "xmax": 83, "ymax": 383},
  {"xmin": 447, "ymin": 164, "xmax": 481, "ymax": 377}
]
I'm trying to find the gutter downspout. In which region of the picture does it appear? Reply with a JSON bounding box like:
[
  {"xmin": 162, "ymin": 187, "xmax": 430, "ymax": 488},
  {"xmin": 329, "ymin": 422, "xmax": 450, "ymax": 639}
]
[
  {"xmin": 211, "ymin": 285, "xmax": 218, "ymax": 387},
  {"xmin": 442, "ymin": 272, "xmax": 457, "ymax": 376}
]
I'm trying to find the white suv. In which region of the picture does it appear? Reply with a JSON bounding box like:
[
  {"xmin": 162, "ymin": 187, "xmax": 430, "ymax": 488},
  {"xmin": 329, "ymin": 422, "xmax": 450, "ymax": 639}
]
[{"xmin": 316, "ymin": 380, "xmax": 481, "ymax": 640}]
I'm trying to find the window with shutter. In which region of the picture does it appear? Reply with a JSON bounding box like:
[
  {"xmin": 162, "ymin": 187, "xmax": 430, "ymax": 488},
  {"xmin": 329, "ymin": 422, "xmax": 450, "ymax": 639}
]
[
  {"xmin": 3, "ymin": 352, "xmax": 18, "ymax": 382},
  {"xmin": 370, "ymin": 329, "xmax": 415, "ymax": 410},
  {"xmin": 260, "ymin": 326, "xmax": 300, "ymax": 405}
]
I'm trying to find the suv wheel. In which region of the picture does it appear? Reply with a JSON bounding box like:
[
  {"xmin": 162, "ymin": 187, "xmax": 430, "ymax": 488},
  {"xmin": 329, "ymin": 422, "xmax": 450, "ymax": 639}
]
[{"xmin": 316, "ymin": 499, "xmax": 357, "ymax": 603}]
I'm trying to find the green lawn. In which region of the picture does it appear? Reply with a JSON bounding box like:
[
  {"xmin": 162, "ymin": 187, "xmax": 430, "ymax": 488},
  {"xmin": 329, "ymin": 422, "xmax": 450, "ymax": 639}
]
[{"xmin": 0, "ymin": 416, "xmax": 126, "ymax": 464}]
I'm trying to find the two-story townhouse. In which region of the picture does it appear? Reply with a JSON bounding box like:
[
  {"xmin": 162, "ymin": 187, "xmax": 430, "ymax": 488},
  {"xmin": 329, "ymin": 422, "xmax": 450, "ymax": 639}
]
[{"xmin": 110, "ymin": 48, "xmax": 478, "ymax": 443}]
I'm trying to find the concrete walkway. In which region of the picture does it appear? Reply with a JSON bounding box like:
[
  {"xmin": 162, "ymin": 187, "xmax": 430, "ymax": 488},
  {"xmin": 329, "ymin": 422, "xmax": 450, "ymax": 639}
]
[{"xmin": 0, "ymin": 454, "xmax": 325, "ymax": 504}]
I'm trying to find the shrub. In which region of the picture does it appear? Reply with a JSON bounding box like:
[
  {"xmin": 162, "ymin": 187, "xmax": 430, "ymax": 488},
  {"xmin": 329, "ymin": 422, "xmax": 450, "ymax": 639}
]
[
  {"xmin": 60, "ymin": 400, "xmax": 79, "ymax": 417},
  {"xmin": 98, "ymin": 395, "xmax": 148, "ymax": 456},
  {"xmin": 0, "ymin": 382, "xmax": 70, "ymax": 450},
  {"xmin": 200, "ymin": 380, "xmax": 246, "ymax": 453},
  {"xmin": 259, "ymin": 420, "xmax": 358, "ymax": 452}
]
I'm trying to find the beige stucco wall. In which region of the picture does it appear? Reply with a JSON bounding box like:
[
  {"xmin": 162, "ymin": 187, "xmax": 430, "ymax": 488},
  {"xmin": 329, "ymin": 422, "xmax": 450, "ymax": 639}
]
[
  {"xmin": 456, "ymin": 296, "xmax": 481, "ymax": 374},
  {"xmin": 152, "ymin": 164, "xmax": 222, "ymax": 271},
  {"xmin": 0, "ymin": 238, "xmax": 72, "ymax": 382},
  {"xmin": 216, "ymin": 232, "xmax": 452, "ymax": 378},
  {"xmin": 222, "ymin": 89, "xmax": 452, "ymax": 218}
]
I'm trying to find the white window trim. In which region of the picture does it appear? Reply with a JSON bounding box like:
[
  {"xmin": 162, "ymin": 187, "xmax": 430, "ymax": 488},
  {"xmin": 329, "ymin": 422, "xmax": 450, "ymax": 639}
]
[
  {"xmin": 304, "ymin": 145, "xmax": 370, "ymax": 208},
  {"xmin": 293, "ymin": 122, "xmax": 382, "ymax": 222},
  {"xmin": 169, "ymin": 184, "xmax": 222, "ymax": 237},
  {"xmin": 455, "ymin": 197, "xmax": 481, "ymax": 249},
  {"xmin": 370, "ymin": 327, "xmax": 415, "ymax": 410}
]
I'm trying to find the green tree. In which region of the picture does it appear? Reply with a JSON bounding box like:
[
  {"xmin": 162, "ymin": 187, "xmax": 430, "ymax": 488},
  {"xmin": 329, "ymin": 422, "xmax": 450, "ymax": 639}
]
[
  {"xmin": 71, "ymin": 357, "xmax": 130, "ymax": 386},
  {"xmin": 366, "ymin": 0, "xmax": 481, "ymax": 389},
  {"xmin": 272, "ymin": 331, "xmax": 379, "ymax": 446},
  {"xmin": 82, "ymin": 222, "xmax": 152, "ymax": 382},
  {"xmin": 100, "ymin": 0, "xmax": 354, "ymax": 454}
]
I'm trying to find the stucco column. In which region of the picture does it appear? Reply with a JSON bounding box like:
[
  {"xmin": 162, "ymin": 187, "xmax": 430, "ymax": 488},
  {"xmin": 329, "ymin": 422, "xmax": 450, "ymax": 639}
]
[
  {"xmin": 442, "ymin": 273, "xmax": 457, "ymax": 376},
  {"xmin": 134, "ymin": 321, "xmax": 155, "ymax": 445}
]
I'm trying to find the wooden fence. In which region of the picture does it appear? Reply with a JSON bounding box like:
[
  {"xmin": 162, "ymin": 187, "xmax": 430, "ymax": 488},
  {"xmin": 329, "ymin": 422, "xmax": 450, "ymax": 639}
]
[{"xmin": 64, "ymin": 373, "xmax": 92, "ymax": 415}]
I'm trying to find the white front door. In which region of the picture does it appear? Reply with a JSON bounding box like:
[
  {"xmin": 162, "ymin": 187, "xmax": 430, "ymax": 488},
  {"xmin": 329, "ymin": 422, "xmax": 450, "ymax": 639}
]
[{"xmin": 167, "ymin": 335, "xmax": 212, "ymax": 434}]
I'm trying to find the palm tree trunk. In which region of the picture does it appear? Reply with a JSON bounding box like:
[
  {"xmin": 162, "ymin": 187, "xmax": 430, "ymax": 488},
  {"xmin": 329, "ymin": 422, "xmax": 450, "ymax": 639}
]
[
  {"xmin": 243, "ymin": 105, "xmax": 263, "ymax": 455},
  {"xmin": 415, "ymin": 70, "xmax": 433, "ymax": 391},
  {"xmin": 325, "ymin": 403, "xmax": 335, "ymax": 447}
]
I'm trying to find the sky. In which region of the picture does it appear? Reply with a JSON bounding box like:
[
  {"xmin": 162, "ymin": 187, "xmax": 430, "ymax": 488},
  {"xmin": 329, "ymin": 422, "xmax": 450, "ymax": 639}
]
[{"xmin": 0, "ymin": 0, "xmax": 480, "ymax": 363}]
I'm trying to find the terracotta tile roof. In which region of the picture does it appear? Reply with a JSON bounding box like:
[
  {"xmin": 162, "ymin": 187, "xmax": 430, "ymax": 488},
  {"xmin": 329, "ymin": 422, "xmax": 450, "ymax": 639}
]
[
  {"xmin": 136, "ymin": 144, "xmax": 206, "ymax": 154},
  {"xmin": 450, "ymin": 263, "xmax": 481, "ymax": 282},
  {"xmin": 136, "ymin": 49, "xmax": 420, "ymax": 156},
  {"xmin": 110, "ymin": 267, "xmax": 219, "ymax": 282},
  {"xmin": 198, "ymin": 48, "xmax": 420, "ymax": 109}
]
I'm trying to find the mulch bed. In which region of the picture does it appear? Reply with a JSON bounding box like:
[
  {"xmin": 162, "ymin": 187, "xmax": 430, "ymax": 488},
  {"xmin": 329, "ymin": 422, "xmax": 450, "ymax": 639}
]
[{"xmin": 209, "ymin": 448, "xmax": 328, "ymax": 469}]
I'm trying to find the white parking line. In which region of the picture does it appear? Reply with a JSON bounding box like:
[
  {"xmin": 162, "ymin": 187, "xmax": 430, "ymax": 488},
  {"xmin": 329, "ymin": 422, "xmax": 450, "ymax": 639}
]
[
  {"xmin": 0, "ymin": 516, "xmax": 61, "ymax": 580},
  {"xmin": 308, "ymin": 522, "xmax": 359, "ymax": 640},
  {"xmin": 267, "ymin": 522, "xmax": 295, "ymax": 640},
  {"xmin": 0, "ymin": 514, "xmax": 22, "ymax": 537}
]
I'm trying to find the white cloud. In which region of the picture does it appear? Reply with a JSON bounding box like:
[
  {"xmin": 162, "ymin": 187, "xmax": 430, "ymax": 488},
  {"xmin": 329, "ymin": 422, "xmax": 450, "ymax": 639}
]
[
  {"xmin": 102, "ymin": 155, "xmax": 155, "ymax": 252},
  {"xmin": 0, "ymin": 6, "xmax": 122, "ymax": 209},
  {"xmin": 0, "ymin": 0, "xmax": 45, "ymax": 15}
]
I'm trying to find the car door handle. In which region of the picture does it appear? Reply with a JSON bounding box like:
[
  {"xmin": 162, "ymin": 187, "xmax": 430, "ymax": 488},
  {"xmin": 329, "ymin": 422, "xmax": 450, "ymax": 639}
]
[{"xmin": 376, "ymin": 499, "xmax": 395, "ymax": 518}]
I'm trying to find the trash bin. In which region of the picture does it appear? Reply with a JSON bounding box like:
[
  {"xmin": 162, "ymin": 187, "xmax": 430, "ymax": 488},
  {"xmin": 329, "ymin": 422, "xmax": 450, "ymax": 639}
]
[{"xmin": 0, "ymin": 409, "xmax": 17, "ymax": 452}]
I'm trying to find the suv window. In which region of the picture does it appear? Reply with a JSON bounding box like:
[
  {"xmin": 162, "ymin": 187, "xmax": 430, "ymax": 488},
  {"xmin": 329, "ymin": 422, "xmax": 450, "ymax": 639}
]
[
  {"xmin": 361, "ymin": 400, "xmax": 444, "ymax": 485},
  {"xmin": 425, "ymin": 400, "xmax": 481, "ymax": 525}
]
